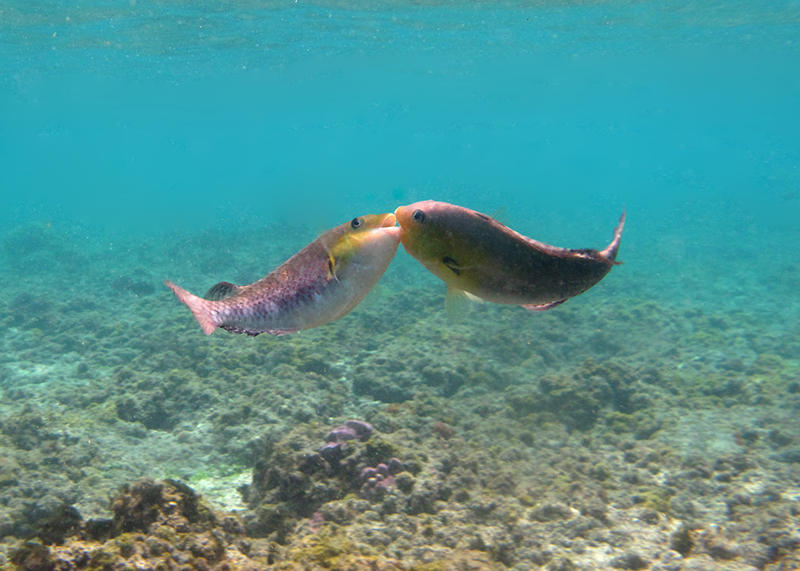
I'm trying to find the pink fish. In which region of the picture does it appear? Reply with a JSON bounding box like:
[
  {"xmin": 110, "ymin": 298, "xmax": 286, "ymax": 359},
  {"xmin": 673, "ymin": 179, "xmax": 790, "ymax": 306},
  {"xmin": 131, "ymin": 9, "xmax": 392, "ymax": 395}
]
[{"xmin": 166, "ymin": 213, "xmax": 400, "ymax": 335}]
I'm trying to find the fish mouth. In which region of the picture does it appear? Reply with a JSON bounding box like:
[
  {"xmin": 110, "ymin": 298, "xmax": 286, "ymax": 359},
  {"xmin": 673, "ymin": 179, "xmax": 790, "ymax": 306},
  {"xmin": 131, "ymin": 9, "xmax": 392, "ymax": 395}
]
[
  {"xmin": 393, "ymin": 206, "xmax": 408, "ymax": 228},
  {"xmin": 380, "ymin": 212, "xmax": 397, "ymax": 227}
]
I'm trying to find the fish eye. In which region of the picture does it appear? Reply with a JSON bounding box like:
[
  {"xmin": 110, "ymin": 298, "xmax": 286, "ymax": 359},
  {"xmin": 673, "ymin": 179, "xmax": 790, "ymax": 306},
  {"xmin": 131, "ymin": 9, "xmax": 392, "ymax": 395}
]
[
  {"xmin": 412, "ymin": 209, "xmax": 426, "ymax": 223},
  {"xmin": 350, "ymin": 217, "xmax": 363, "ymax": 229}
]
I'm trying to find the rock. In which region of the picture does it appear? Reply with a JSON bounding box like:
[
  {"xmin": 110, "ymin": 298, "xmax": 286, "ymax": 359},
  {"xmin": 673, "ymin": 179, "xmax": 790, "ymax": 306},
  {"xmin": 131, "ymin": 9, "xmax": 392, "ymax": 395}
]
[
  {"xmin": 609, "ymin": 551, "xmax": 649, "ymax": 569},
  {"xmin": 107, "ymin": 478, "xmax": 217, "ymax": 537},
  {"xmin": 0, "ymin": 455, "xmax": 21, "ymax": 488},
  {"xmin": 36, "ymin": 504, "xmax": 82, "ymax": 544},
  {"xmin": 636, "ymin": 507, "xmax": 660, "ymax": 525},
  {"xmin": 650, "ymin": 549, "xmax": 683, "ymax": 571},
  {"xmin": 670, "ymin": 524, "xmax": 694, "ymax": 556},
  {"xmin": 4, "ymin": 478, "xmax": 274, "ymax": 569},
  {"xmin": 772, "ymin": 448, "xmax": 800, "ymax": 463},
  {"xmin": 395, "ymin": 472, "xmax": 415, "ymax": 493},
  {"xmin": 326, "ymin": 420, "xmax": 374, "ymax": 443},
  {"xmin": 691, "ymin": 526, "xmax": 740, "ymax": 561},
  {"xmin": 547, "ymin": 557, "xmax": 577, "ymax": 571},
  {"xmin": 9, "ymin": 540, "xmax": 55, "ymax": 571},
  {"xmin": 530, "ymin": 501, "xmax": 572, "ymax": 522},
  {"xmin": 682, "ymin": 554, "xmax": 758, "ymax": 571},
  {"xmin": 767, "ymin": 429, "xmax": 793, "ymax": 447}
]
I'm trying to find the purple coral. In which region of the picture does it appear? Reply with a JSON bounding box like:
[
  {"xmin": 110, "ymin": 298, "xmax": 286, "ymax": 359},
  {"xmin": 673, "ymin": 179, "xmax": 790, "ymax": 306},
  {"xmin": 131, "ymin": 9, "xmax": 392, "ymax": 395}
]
[
  {"xmin": 360, "ymin": 457, "xmax": 405, "ymax": 499},
  {"xmin": 319, "ymin": 442, "xmax": 345, "ymax": 463},
  {"xmin": 319, "ymin": 420, "xmax": 374, "ymax": 463},
  {"xmin": 325, "ymin": 420, "xmax": 374, "ymax": 443}
]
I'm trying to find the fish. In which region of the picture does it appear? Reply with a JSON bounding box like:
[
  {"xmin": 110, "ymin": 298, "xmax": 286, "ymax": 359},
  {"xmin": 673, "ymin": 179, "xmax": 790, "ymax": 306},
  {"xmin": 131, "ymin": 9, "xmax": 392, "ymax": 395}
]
[
  {"xmin": 394, "ymin": 200, "xmax": 625, "ymax": 312},
  {"xmin": 165, "ymin": 213, "xmax": 401, "ymax": 336}
]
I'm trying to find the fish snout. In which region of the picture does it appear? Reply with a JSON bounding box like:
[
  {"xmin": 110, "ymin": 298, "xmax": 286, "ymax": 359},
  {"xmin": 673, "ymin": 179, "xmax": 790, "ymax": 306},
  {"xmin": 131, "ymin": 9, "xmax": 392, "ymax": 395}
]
[
  {"xmin": 395, "ymin": 201, "xmax": 437, "ymax": 229},
  {"xmin": 380, "ymin": 212, "xmax": 397, "ymax": 228},
  {"xmin": 394, "ymin": 205, "xmax": 410, "ymax": 228}
]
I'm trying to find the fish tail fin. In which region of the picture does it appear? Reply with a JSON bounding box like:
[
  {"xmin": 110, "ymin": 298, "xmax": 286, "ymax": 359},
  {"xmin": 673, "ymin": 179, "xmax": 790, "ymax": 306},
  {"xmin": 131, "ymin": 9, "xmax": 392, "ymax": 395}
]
[
  {"xmin": 600, "ymin": 211, "xmax": 626, "ymax": 264},
  {"xmin": 165, "ymin": 280, "xmax": 219, "ymax": 335}
]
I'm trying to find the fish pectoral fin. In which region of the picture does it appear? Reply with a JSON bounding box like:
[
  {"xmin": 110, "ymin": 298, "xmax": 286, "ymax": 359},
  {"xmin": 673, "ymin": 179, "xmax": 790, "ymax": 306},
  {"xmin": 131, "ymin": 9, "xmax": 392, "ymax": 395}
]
[
  {"xmin": 445, "ymin": 287, "xmax": 474, "ymax": 322},
  {"xmin": 521, "ymin": 299, "xmax": 567, "ymax": 312},
  {"xmin": 462, "ymin": 291, "xmax": 483, "ymax": 303},
  {"xmin": 204, "ymin": 281, "xmax": 243, "ymax": 301},
  {"xmin": 327, "ymin": 255, "xmax": 340, "ymax": 282},
  {"xmin": 442, "ymin": 256, "xmax": 462, "ymax": 276}
]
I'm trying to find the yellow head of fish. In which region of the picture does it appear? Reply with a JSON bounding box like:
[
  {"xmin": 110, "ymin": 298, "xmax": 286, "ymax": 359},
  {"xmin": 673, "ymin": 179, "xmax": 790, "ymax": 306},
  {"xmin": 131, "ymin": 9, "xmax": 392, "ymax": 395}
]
[
  {"xmin": 325, "ymin": 212, "xmax": 400, "ymax": 280},
  {"xmin": 395, "ymin": 200, "xmax": 492, "ymax": 291},
  {"xmin": 327, "ymin": 212, "xmax": 396, "ymax": 258}
]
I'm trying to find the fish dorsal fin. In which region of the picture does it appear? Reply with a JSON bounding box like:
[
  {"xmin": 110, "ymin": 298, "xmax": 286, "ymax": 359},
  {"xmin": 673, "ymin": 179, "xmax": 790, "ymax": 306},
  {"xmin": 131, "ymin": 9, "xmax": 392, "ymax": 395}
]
[
  {"xmin": 489, "ymin": 206, "xmax": 508, "ymax": 225},
  {"xmin": 521, "ymin": 299, "xmax": 567, "ymax": 312},
  {"xmin": 204, "ymin": 281, "xmax": 243, "ymax": 301},
  {"xmin": 445, "ymin": 287, "xmax": 481, "ymax": 322}
]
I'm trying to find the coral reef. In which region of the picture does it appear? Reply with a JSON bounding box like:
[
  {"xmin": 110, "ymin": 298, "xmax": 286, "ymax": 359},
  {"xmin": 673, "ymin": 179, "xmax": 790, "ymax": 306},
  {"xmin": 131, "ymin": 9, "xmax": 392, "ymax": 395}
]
[
  {"xmin": 6, "ymin": 478, "xmax": 272, "ymax": 570},
  {"xmin": 244, "ymin": 420, "xmax": 421, "ymax": 544},
  {"xmin": 1, "ymin": 223, "xmax": 799, "ymax": 569}
]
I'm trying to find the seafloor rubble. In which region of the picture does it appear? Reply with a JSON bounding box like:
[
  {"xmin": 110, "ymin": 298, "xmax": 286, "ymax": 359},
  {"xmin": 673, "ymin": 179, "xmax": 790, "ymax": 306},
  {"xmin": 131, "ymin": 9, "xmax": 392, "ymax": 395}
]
[{"xmin": 1, "ymin": 223, "xmax": 799, "ymax": 569}]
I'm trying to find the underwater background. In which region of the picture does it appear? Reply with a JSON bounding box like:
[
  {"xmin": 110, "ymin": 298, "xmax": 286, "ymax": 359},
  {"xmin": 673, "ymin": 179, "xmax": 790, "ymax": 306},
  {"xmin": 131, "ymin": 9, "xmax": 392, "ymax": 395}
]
[{"xmin": 1, "ymin": 1, "xmax": 799, "ymax": 569}]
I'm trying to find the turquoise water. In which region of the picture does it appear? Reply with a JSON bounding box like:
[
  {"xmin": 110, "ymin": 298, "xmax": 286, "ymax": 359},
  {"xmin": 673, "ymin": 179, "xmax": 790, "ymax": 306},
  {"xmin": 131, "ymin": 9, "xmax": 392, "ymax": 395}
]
[
  {"xmin": 4, "ymin": 1, "xmax": 798, "ymax": 234},
  {"xmin": 2, "ymin": 1, "xmax": 799, "ymax": 569}
]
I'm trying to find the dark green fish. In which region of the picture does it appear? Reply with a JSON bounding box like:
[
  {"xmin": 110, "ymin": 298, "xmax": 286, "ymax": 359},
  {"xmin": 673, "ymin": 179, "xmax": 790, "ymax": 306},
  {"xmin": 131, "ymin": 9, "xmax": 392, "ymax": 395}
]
[{"xmin": 395, "ymin": 200, "xmax": 624, "ymax": 311}]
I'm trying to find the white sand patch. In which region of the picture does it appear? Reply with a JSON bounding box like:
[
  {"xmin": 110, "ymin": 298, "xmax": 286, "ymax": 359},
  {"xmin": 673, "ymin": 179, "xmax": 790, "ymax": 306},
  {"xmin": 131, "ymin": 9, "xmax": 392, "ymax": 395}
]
[{"xmin": 191, "ymin": 470, "xmax": 251, "ymax": 512}]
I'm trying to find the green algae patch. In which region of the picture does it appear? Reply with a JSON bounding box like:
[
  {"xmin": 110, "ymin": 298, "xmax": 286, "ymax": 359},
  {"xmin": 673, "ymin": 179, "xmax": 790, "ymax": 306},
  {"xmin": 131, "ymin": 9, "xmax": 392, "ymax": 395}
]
[
  {"xmin": 413, "ymin": 550, "xmax": 501, "ymax": 570},
  {"xmin": 285, "ymin": 527, "xmax": 366, "ymax": 567},
  {"xmin": 90, "ymin": 400, "xmax": 124, "ymax": 425},
  {"xmin": 363, "ymin": 437, "xmax": 400, "ymax": 466},
  {"xmin": 639, "ymin": 488, "xmax": 672, "ymax": 514},
  {"xmin": 6, "ymin": 478, "xmax": 273, "ymax": 569},
  {"xmin": 606, "ymin": 410, "xmax": 663, "ymax": 440},
  {"xmin": 750, "ymin": 353, "xmax": 785, "ymax": 374},
  {"xmin": 112, "ymin": 532, "xmax": 138, "ymax": 558},
  {"xmin": 0, "ymin": 455, "xmax": 21, "ymax": 488},
  {"xmin": 87, "ymin": 546, "xmax": 120, "ymax": 570}
]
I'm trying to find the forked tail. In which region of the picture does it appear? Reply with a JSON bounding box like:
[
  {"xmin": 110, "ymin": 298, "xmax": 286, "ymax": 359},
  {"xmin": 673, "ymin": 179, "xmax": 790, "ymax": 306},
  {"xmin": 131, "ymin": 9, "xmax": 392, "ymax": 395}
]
[
  {"xmin": 600, "ymin": 211, "xmax": 626, "ymax": 264},
  {"xmin": 165, "ymin": 280, "xmax": 219, "ymax": 335}
]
